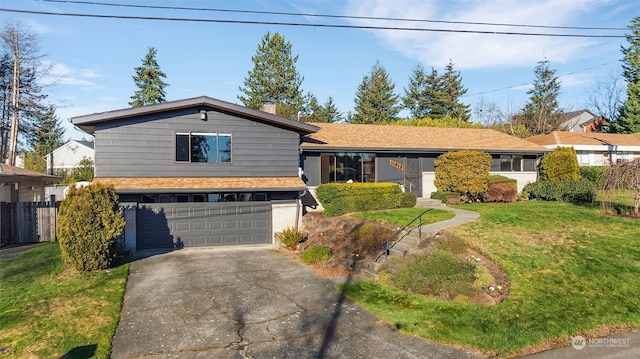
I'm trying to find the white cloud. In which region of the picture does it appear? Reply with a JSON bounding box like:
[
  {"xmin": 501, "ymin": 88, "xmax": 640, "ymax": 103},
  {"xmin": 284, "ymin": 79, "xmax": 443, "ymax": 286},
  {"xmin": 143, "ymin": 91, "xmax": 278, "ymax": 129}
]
[
  {"xmin": 344, "ymin": 0, "xmax": 605, "ymax": 70},
  {"xmin": 41, "ymin": 61, "xmax": 104, "ymax": 90}
]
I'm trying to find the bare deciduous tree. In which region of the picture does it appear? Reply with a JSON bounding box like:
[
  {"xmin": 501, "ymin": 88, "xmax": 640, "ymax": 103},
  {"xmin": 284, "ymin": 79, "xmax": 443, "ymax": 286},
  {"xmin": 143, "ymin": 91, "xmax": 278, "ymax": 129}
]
[
  {"xmin": 601, "ymin": 158, "xmax": 640, "ymax": 215},
  {"xmin": 0, "ymin": 21, "xmax": 45, "ymax": 165},
  {"xmin": 585, "ymin": 72, "xmax": 624, "ymax": 127}
]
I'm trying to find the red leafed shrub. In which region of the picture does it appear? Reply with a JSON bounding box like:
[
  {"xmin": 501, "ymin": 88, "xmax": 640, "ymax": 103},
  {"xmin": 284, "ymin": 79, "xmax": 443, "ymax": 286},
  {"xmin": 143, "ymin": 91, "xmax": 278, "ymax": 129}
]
[{"xmin": 486, "ymin": 182, "xmax": 517, "ymax": 202}]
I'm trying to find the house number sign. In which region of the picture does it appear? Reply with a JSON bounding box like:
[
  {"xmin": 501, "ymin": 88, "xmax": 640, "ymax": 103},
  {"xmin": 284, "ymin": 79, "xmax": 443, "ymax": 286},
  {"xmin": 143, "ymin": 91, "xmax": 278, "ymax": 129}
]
[{"xmin": 389, "ymin": 159, "xmax": 404, "ymax": 170}]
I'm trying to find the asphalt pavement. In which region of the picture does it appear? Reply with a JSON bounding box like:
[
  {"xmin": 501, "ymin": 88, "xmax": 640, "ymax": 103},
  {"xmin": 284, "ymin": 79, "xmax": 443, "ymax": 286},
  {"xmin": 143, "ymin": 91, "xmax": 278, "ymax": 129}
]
[{"xmin": 111, "ymin": 246, "xmax": 485, "ymax": 359}]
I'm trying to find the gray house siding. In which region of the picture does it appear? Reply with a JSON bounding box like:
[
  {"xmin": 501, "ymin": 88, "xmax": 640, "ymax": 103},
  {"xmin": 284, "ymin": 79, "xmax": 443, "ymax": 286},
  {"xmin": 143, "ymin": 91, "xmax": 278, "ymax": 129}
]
[
  {"xmin": 94, "ymin": 108, "xmax": 301, "ymax": 178},
  {"xmin": 301, "ymin": 154, "xmax": 321, "ymax": 186}
]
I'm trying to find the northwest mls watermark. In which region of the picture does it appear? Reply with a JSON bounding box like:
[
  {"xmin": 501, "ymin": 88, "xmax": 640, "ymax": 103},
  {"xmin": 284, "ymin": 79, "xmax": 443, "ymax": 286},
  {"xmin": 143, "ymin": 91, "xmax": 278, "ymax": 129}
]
[{"xmin": 571, "ymin": 335, "xmax": 631, "ymax": 350}]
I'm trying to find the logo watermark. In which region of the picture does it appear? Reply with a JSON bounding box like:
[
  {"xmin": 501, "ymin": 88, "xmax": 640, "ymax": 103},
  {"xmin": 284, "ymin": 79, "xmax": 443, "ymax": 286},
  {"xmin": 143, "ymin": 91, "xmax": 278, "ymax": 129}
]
[{"xmin": 571, "ymin": 335, "xmax": 631, "ymax": 350}]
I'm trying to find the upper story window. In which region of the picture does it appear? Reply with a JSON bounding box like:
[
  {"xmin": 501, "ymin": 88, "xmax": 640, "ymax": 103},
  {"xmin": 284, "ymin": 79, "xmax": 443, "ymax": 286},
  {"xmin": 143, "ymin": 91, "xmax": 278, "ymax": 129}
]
[{"xmin": 176, "ymin": 132, "xmax": 231, "ymax": 163}]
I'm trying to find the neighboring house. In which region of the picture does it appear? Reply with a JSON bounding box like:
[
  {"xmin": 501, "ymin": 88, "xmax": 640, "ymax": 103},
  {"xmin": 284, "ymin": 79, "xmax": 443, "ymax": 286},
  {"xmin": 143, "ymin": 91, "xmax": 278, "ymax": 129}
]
[
  {"xmin": 0, "ymin": 164, "xmax": 61, "ymax": 202},
  {"xmin": 527, "ymin": 131, "xmax": 640, "ymax": 166},
  {"xmin": 44, "ymin": 140, "xmax": 95, "ymax": 174},
  {"xmin": 561, "ymin": 110, "xmax": 606, "ymax": 133},
  {"xmin": 300, "ymin": 123, "xmax": 549, "ymax": 197},
  {"xmin": 71, "ymin": 96, "xmax": 318, "ymax": 252}
]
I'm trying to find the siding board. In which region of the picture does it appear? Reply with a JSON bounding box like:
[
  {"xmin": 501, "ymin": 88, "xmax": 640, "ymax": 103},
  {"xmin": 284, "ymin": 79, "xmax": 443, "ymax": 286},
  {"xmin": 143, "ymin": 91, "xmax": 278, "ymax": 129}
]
[{"xmin": 95, "ymin": 108, "xmax": 301, "ymax": 178}]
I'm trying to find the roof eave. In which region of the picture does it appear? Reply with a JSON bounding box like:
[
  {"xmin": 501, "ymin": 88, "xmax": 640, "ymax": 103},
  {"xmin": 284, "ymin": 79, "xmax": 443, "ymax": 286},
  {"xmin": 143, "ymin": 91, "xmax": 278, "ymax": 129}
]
[{"xmin": 71, "ymin": 96, "xmax": 319, "ymax": 135}]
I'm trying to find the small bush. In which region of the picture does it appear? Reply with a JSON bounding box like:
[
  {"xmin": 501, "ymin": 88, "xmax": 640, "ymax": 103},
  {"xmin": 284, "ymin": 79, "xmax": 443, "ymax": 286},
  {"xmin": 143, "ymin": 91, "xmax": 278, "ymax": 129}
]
[
  {"xmin": 57, "ymin": 183, "xmax": 125, "ymax": 271},
  {"xmin": 277, "ymin": 226, "xmax": 305, "ymax": 248},
  {"xmin": 486, "ymin": 182, "xmax": 518, "ymax": 202},
  {"xmin": 488, "ymin": 174, "xmax": 517, "ymax": 184},
  {"xmin": 354, "ymin": 223, "xmax": 394, "ymax": 254},
  {"xmin": 524, "ymin": 179, "xmax": 595, "ymax": 203},
  {"xmin": 399, "ymin": 192, "xmax": 417, "ymax": 208},
  {"xmin": 580, "ymin": 166, "xmax": 608, "ymax": 185},
  {"xmin": 538, "ymin": 147, "xmax": 581, "ymax": 182},
  {"xmin": 393, "ymin": 250, "xmax": 477, "ymax": 298},
  {"xmin": 301, "ymin": 245, "xmax": 332, "ymax": 264}
]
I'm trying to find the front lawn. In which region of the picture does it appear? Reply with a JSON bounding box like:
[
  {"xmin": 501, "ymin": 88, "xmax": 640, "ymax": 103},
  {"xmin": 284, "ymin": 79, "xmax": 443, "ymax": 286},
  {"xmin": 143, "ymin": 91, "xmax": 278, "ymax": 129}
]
[
  {"xmin": 352, "ymin": 207, "xmax": 454, "ymax": 226},
  {"xmin": 340, "ymin": 201, "xmax": 640, "ymax": 357},
  {"xmin": 0, "ymin": 243, "xmax": 129, "ymax": 358}
]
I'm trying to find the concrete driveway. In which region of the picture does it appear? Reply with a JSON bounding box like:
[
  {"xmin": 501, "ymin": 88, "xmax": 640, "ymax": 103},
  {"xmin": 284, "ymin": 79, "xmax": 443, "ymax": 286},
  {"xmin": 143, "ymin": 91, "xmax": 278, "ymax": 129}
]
[{"xmin": 111, "ymin": 246, "xmax": 485, "ymax": 359}]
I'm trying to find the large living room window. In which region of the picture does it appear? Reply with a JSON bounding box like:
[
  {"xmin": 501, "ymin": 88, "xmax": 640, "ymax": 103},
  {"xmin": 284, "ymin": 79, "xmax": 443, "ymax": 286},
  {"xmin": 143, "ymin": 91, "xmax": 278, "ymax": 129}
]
[
  {"xmin": 320, "ymin": 153, "xmax": 376, "ymax": 183},
  {"xmin": 500, "ymin": 155, "xmax": 523, "ymax": 171},
  {"xmin": 176, "ymin": 132, "xmax": 231, "ymax": 163}
]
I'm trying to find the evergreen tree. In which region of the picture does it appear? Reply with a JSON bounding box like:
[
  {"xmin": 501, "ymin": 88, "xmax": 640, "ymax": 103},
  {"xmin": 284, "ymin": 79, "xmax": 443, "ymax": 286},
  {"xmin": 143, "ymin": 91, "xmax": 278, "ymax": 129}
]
[
  {"xmin": 321, "ymin": 96, "xmax": 343, "ymax": 123},
  {"xmin": 422, "ymin": 67, "xmax": 447, "ymax": 119},
  {"xmin": 22, "ymin": 105, "xmax": 65, "ymax": 173},
  {"xmin": 520, "ymin": 59, "xmax": 564, "ymax": 135},
  {"xmin": 441, "ymin": 60, "xmax": 471, "ymax": 121},
  {"xmin": 352, "ymin": 61, "xmax": 400, "ymax": 124},
  {"xmin": 238, "ymin": 32, "xmax": 305, "ymax": 120},
  {"xmin": 306, "ymin": 96, "xmax": 343, "ymax": 123},
  {"xmin": 129, "ymin": 47, "xmax": 168, "ymax": 107},
  {"xmin": 613, "ymin": 16, "xmax": 640, "ymax": 133},
  {"xmin": 402, "ymin": 63, "xmax": 429, "ymax": 118}
]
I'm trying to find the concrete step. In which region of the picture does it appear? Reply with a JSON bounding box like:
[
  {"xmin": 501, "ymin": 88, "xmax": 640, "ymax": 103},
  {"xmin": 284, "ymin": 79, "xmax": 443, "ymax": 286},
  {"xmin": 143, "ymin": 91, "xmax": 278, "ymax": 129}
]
[
  {"xmin": 390, "ymin": 241, "xmax": 416, "ymax": 255},
  {"xmin": 361, "ymin": 267, "xmax": 379, "ymax": 280}
]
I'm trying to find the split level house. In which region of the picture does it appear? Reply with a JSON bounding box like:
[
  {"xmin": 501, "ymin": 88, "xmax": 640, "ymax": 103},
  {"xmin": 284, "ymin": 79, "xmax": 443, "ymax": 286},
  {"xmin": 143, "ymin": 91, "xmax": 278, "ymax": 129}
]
[
  {"xmin": 527, "ymin": 131, "xmax": 640, "ymax": 166},
  {"xmin": 71, "ymin": 96, "xmax": 548, "ymax": 253}
]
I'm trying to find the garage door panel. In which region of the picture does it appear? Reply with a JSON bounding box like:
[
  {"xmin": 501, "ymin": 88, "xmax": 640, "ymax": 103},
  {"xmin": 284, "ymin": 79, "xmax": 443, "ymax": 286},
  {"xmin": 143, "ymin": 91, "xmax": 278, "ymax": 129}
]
[{"xmin": 137, "ymin": 202, "xmax": 271, "ymax": 249}]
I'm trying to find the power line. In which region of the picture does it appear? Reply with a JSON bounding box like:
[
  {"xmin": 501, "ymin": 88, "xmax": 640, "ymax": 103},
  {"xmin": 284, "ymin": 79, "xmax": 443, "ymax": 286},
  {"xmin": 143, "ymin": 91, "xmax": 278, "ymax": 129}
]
[
  {"xmin": 40, "ymin": 0, "xmax": 628, "ymax": 31},
  {"xmin": 0, "ymin": 7, "xmax": 629, "ymax": 38}
]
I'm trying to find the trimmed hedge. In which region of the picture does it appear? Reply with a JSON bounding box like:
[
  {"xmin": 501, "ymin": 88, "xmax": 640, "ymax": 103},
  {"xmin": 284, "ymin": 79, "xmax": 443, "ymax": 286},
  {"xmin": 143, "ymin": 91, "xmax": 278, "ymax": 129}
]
[
  {"xmin": 315, "ymin": 182, "xmax": 415, "ymax": 216},
  {"xmin": 523, "ymin": 179, "xmax": 595, "ymax": 203},
  {"xmin": 434, "ymin": 150, "xmax": 491, "ymax": 201}
]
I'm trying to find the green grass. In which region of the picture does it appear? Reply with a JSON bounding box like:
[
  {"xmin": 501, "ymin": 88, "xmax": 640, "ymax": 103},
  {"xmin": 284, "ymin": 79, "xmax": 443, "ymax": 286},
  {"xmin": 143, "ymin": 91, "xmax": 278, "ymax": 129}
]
[
  {"xmin": 341, "ymin": 201, "xmax": 640, "ymax": 357},
  {"xmin": 352, "ymin": 208, "xmax": 455, "ymax": 226},
  {"xmin": 0, "ymin": 242, "xmax": 129, "ymax": 358}
]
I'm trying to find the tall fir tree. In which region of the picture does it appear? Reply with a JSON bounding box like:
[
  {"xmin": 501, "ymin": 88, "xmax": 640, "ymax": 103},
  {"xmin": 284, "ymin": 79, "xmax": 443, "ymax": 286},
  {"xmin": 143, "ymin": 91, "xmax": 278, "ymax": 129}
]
[
  {"xmin": 613, "ymin": 16, "xmax": 640, "ymax": 133},
  {"xmin": 22, "ymin": 105, "xmax": 65, "ymax": 173},
  {"xmin": 129, "ymin": 47, "xmax": 168, "ymax": 108},
  {"xmin": 441, "ymin": 60, "xmax": 471, "ymax": 122},
  {"xmin": 422, "ymin": 67, "xmax": 447, "ymax": 118},
  {"xmin": 520, "ymin": 59, "xmax": 564, "ymax": 135},
  {"xmin": 238, "ymin": 32, "xmax": 305, "ymax": 120},
  {"xmin": 402, "ymin": 63, "xmax": 430, "ymax": 118},
  {"xmin": 352, "ymin": 61, "xmax": 400, "ymax": 124},
  {"xmin": 306, "ymin": 96, "xmax": 343, "ymax": 123}
]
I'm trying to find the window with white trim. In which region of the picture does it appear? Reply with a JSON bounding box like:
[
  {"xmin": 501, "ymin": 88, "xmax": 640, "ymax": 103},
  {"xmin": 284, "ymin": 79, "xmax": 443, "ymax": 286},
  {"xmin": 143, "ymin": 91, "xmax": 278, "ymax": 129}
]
[{"xmin": 176, "ymin": 132, "xmax": 231, "ymax": 163}]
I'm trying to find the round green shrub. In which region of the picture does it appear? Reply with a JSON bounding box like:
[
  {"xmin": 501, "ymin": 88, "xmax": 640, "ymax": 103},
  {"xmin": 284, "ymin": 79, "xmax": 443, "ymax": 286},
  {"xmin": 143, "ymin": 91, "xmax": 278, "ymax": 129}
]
[
  {"xmin": 538, "ymin": 147, "xmax": 581, "ymax": 182},
  {"xmin": 399, "ymin": 192, "xmax": 417, "ymax": 208},
  {"xmin": 57, "ymin": 183, "xmax": 125, "ymax": 271},
  {"xmin": 301, "ymin": 245, "xmax": 332, "ymax": 264}
]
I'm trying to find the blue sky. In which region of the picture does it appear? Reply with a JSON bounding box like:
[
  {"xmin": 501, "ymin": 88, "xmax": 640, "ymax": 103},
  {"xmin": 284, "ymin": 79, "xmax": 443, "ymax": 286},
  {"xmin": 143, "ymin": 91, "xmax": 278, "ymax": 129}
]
[{"xmin": 1, "ymin": 0, "xmax": 638, "ymax": 141}]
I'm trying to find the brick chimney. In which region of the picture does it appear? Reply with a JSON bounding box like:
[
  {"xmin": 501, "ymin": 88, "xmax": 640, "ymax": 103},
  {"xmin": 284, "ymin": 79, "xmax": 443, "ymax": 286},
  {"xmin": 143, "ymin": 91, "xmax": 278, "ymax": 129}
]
[{"xmin": 259, "ymin": 101, "xmax": 276, "ymax": 115}]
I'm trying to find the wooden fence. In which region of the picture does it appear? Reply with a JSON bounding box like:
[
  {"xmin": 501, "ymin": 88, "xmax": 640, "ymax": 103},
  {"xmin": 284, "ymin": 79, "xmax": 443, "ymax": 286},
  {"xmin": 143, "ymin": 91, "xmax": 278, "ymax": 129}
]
[{"xmin": 0, "ymin": 201, "xmax": 59, "ymax": 246}]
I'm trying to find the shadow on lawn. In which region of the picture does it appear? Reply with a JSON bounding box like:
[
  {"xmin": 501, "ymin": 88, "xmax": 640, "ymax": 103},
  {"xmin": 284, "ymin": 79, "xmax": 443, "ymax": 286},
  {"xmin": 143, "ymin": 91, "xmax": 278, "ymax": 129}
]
[{"xmin": 58, "ymin": 344, "xmax": 97, "ymax": 359}]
